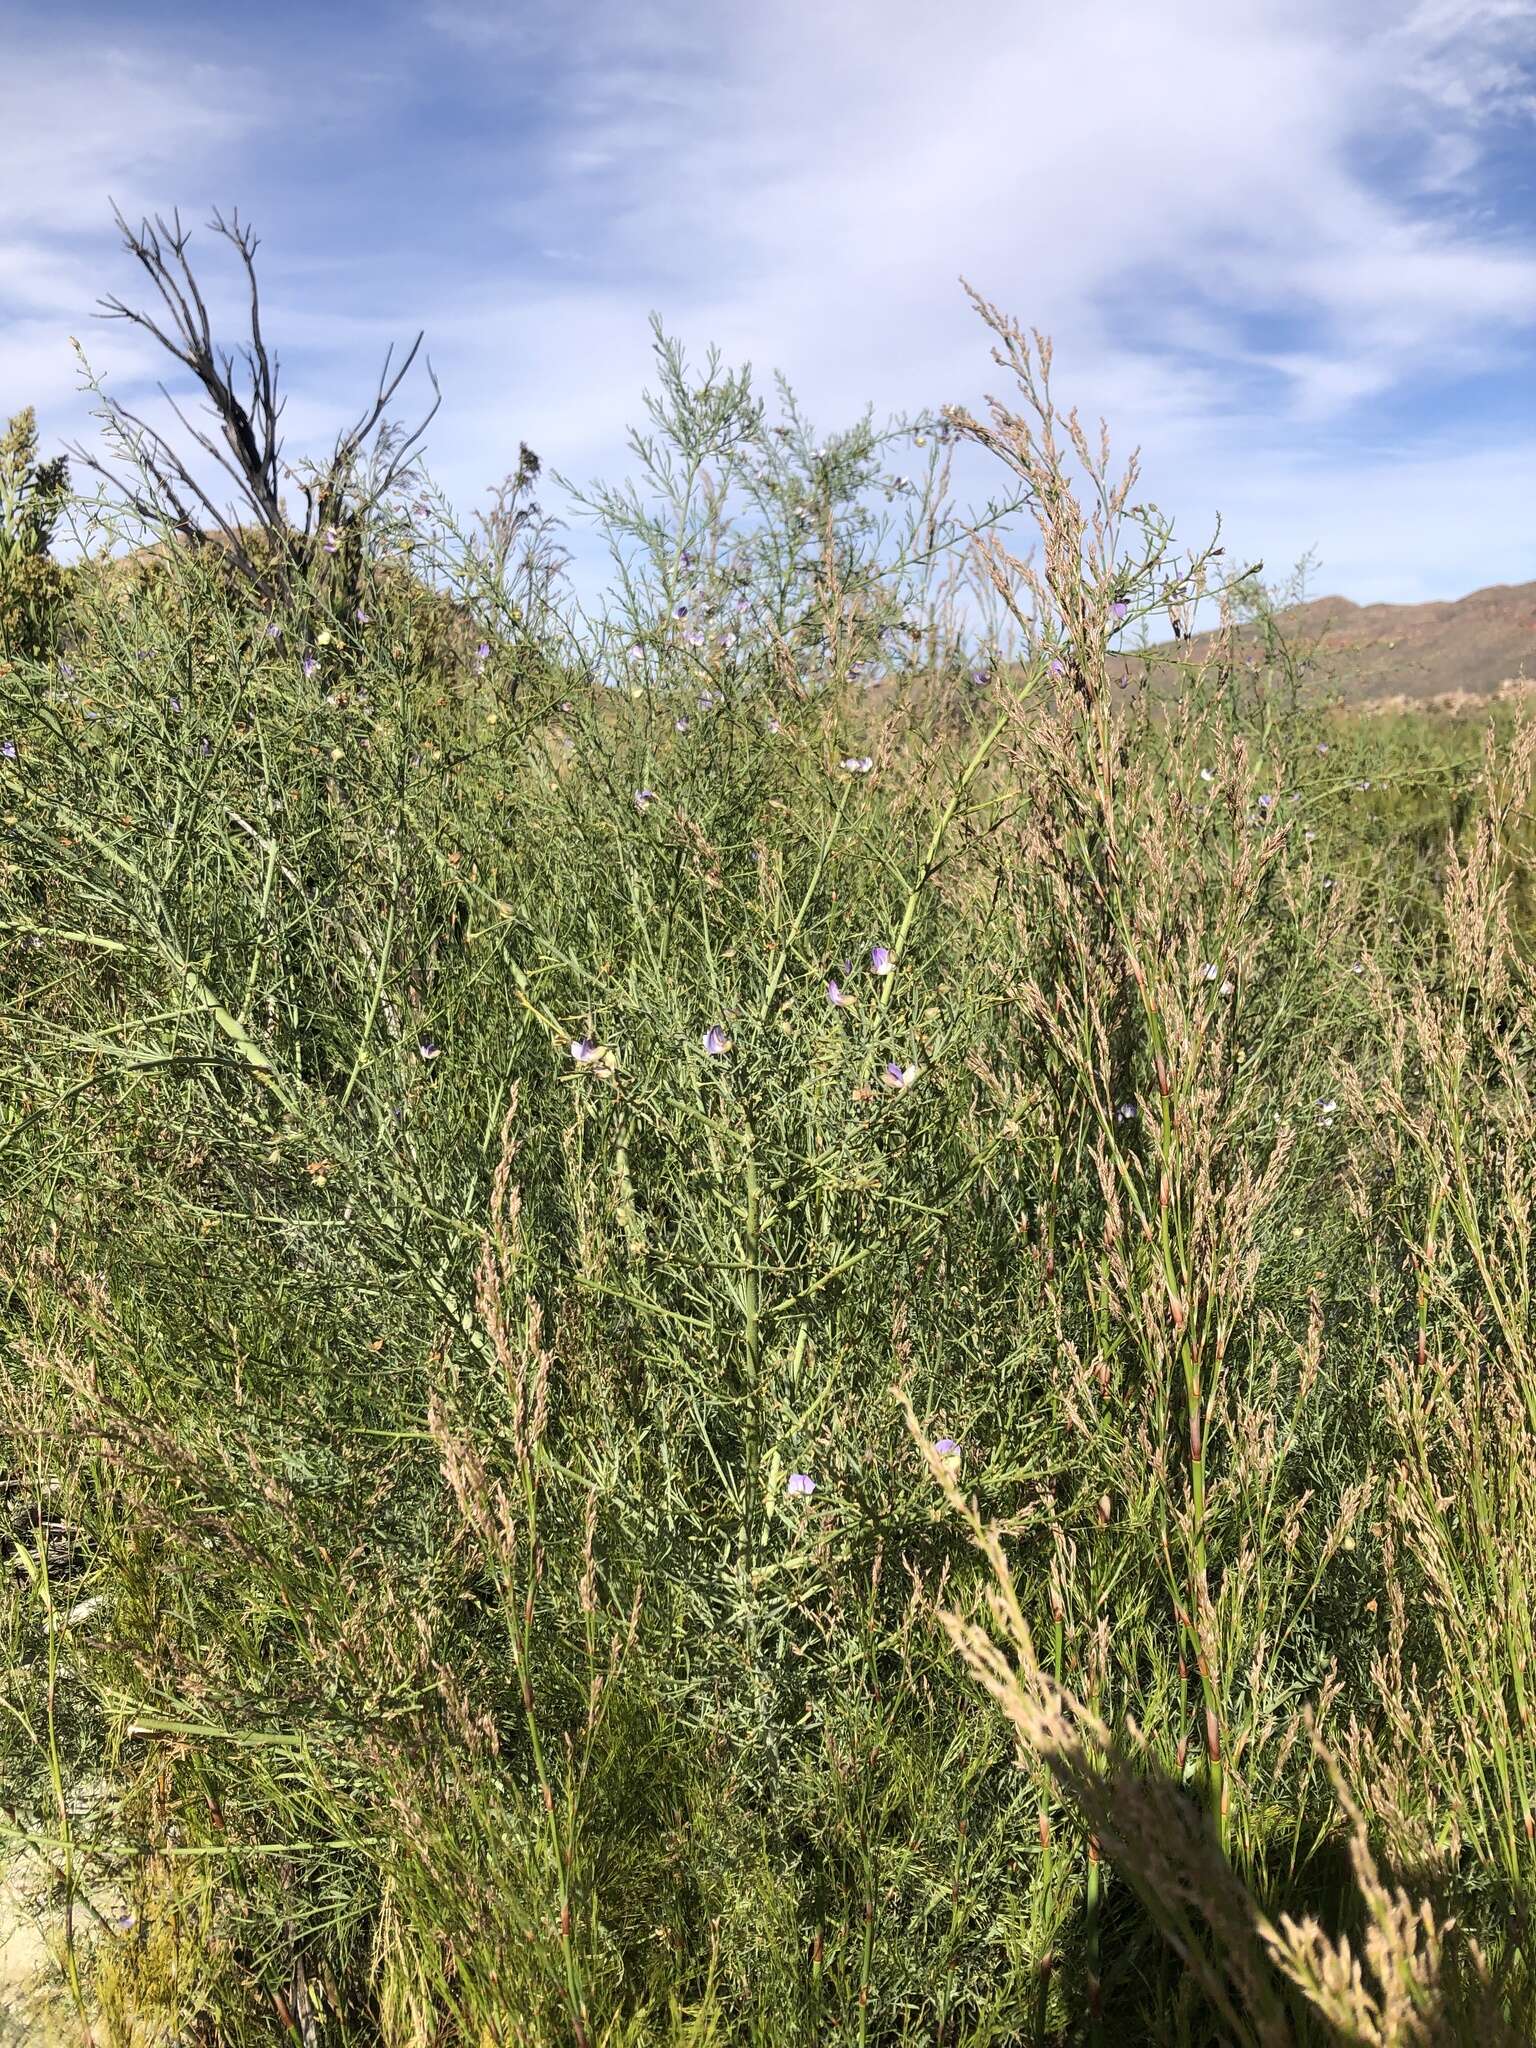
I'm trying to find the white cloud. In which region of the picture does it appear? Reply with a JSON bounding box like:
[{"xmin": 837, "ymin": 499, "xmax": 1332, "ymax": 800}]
[{"xmin": 2, "ymin": 0, "xmax": 1532, "ymax": 604}]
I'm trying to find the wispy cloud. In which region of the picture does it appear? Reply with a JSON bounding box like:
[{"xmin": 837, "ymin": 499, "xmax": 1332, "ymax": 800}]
[{"xmin": 2, "ymin": 0, "xmax": 1533, "ymax": 602}]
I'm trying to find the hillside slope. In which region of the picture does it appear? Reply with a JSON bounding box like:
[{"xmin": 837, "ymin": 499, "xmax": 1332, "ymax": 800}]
[{"xmin": 1127, "ymin": 579, "xmax": 1536, "ymax": 703}]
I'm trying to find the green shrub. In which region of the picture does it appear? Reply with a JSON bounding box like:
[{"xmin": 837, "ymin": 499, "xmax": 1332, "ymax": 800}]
[{"xmin": 3, "ymin": 295, "xmax": 1534, "ymax": 2046}]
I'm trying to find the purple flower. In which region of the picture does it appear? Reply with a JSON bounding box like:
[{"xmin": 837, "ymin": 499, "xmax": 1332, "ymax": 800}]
[
  {"xmin": 1049, "ymin": 657, "xmax": 1066, "ymax": 678},
  {"xmin": 881, "ymin": 1061, "xmax": 917, "ymax": 1091},
  {"xmin": 356, "ymin": 608, "xmax": 370, "ymax": 625},
  {"xmin": 1316, "ymin": 743, "xmax": 1329, "ymax": 755},
  {"xmin": 57, "ymin": 661, "xmax": 75, "ymax": 680},
  {"xmin": 302, "ymin": 655, "xmax": 319, "ymax": 679},
  {"xmin": 475, "ymin": 642, "xmax": 490, "ymax": 662},
  {"xmin": 840, "ymin": 755, "xmax": 873, "ymax": 774},
  {"xmin": 826, "ymin": 979, "xmax": 853, "ymax": 1007},
  {"xmin": 702, "ymin": 1025, "xmax": 731, "ymax": 1057},
  {"xmin": 685, "ymin": 629, "xmax": 706, "ymax": 648},
  {"xmin": 786, "ymin": 1472, "xmax": 816, "ymax": 1497},
  {"xmin": 675, "ymin": 716, "xmax": 691, "ymax": 734},
  {"xmin": 934, "ymin": 1437, "xmax": 961, "ymax": 1458},
  {"xmin": 322, "ymin": 526, "xmax": 340, "ymax": 555},
  {"xmin": 673, "ymin": 602, "xmax": 689, "ymax": 621},
  {"xmin": 0, "ymin": 739, "xmax": 16, "ymax": 760},
  {"xmin": 167, "ymin": 695, "xmax": 182, "ymax": 715},
  {"xmin": 633, "ymin": 788, "xmax": 657, "ymax": 811},
  {"xmin": 765, "ymin": 716, "xmax": 782, "ymax": 735},
  {"xmin": 1110, "ymin": 599, "xmax": 1129, "ymax": 622},
  {"xmin": 1257, "ymin": 793, "xmax": 1275, "ymax": 810},
  {"xmin": 869, "ymin": 945, "xmax": 893, "ymax": 976},
  {"xmin": 680, "ymin": 550, "xmax": 695, "ymax": 570},
  {"xmin": 266, "ymin": 623, "xmax": 282, "ymax": 641},
  {"xmin": 570, "ymin": 1038, "xmax": 603, "ymax": 1065},
  {"xmin": 198, "ymin": 736, "xmax": 211, "ymax": 757},
  {"xmin": 969, "ymin": 668, "xmax": 989, "ymax": 687},
  {"xmin": 1116, "ymin": 1101, "xmax": 1137, "ymax": 1122},
  {"xmin": 419, "ymin": 1039, "xmax": 441, "ymax": 1061}
]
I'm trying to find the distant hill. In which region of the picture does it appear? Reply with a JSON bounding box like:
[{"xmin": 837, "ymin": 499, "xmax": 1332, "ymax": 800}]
[{"xmin": 1123, "ymin": 580, "xmax": 1536, "ymax": 708}]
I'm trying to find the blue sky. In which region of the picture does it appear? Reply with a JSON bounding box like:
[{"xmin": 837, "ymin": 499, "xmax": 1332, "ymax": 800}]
[{"xmin": 4, "ymin": 0, "xmax": 1535, "ymax": 606}]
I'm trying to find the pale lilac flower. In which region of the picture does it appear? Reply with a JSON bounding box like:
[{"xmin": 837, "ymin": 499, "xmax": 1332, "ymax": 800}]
[
  {"xmin": 356, "ymin": 608, "xmax": 370, "ymax": 625},
  {"xmin": 633, "ymin": 788, "xmax": 656, "ymax": 811},
  {"xmin": 302, "ymin": 655, "xmax": 319, "ymax": 679},
  {"xmin": 1316, "ymin": 743, "xmax": 1329, "ymax": 755},
  {"xmin": 869, "ymin": 945, "xmax": 893, "ymax": 976},
  {"xmin": 1355, "ymin": 779, "xmax": 1371, "ymax": 791},
  {"xmin": 1305, "ymin": 829, "xmax": 1317, "ymax": 843},
  {"xmin": 673, "ymin": 602, "xmax": 689, "ymax": 621},
  {"xmin": 627, "ymin": 643, "xmax": 644, "ymax": 662},
  {"xmin": 969, "ymin": 668, "xmax": 989, "ymax": 687},
  {"xmin": 675, "ymin": 716, "xmax": 690, "ymax": 734},
  {"xmin": 934, "ymin": 1437, "xmax": 961, "ymax": 1458},
  {"xmin": 322, "ymin": 526, "xmax": 340, "ymax": 555},
  {"xmin": 266, "ymin": 623, "xmax": 282, "ymax": 640},
  {"xmin": 881, "ymin": 1061, "xmax": 917, "ymax": 1090},
  {"xmin": 474, "ymin": 642, "xmax": 490, "ymax": 663},
  {"xmin": 1049, "ymin": 657, "xmax": 1066, "ymax": 678},
  {"xmin": 702, "ymin": 1025, "xmax": 731, "ymax": 1056},
  {"xmin": 1116, "ymin": 1101, "xmax": 1137, "ymax": 1122},
  {"xmin": 1202, "ymin": 962, "xmax": 1219, "ymax": 981},
  {"xmin": 840, "ymin": 755, "xmax": 873, "ymax": 774},
  {"xmin": 1318, "ymin": 1098, "xmax": 1338, "ymax": 1124},
  {"xmin": 786, "ymin": 1472, "xmax": 816, "ymax": 1497},
  {"xmin": 680, "ymin": 550, "xmax": 695, "ymax": 570},
  {"xmin": 765, "ymin": 716, "xmax": 782, "ymax": 734},
  {"xmin": 826, "ymin": 979, "xmax": 852, "ymax": 1007},
  {"xmin": 1, "ymin": 739, "xmax": 16, "ymax": 760},
  {"xmin": 1110, "ymin": 599, "xmax": 1129, "ymax": 622},
  {"xmin": 1351, "ymin": 961, "xmax": 1365, "ymax": 977},
  {"xmin": 685, "ymin": 630, "xmax": 706, "ymax": 648},
  {"xmin": 720, "ymin": 631, "xmax": 737, "ymax": 651},
  {"xmin": 57, "ymin": 660, "xmax": 75, "ymax": 679},
  {"xmin": 1257, "ymin": 793, "xmax": 1275, "ymax": 811},
  {"xmin": 167, "ymin": 695, "xmax": 181, "ymax": 715},
  {"xmin": 419, "ymin": 1039, "xmax": 441, "ymax": 1061},
  {"xmin": 570, "ymin": 1038, "xmax": 603, "ymax": 1065},
  {"xmin": 698, "ymin": 690, "xmax": 718, "ymax": 711}
]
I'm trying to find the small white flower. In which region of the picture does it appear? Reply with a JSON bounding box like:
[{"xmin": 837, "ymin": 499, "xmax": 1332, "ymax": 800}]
[{"xmin": 840, "ymin": 755, "xmax": 873, "ymax": 774}]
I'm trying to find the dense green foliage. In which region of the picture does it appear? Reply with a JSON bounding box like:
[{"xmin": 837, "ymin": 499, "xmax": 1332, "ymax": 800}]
[
  {"xmin": 0, "ymin": 407, "xmax": 70, "ymax": 660},
  {"xmin": 3, "ymin": 306, "xmax": 1535, "ymax": 2045}
]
